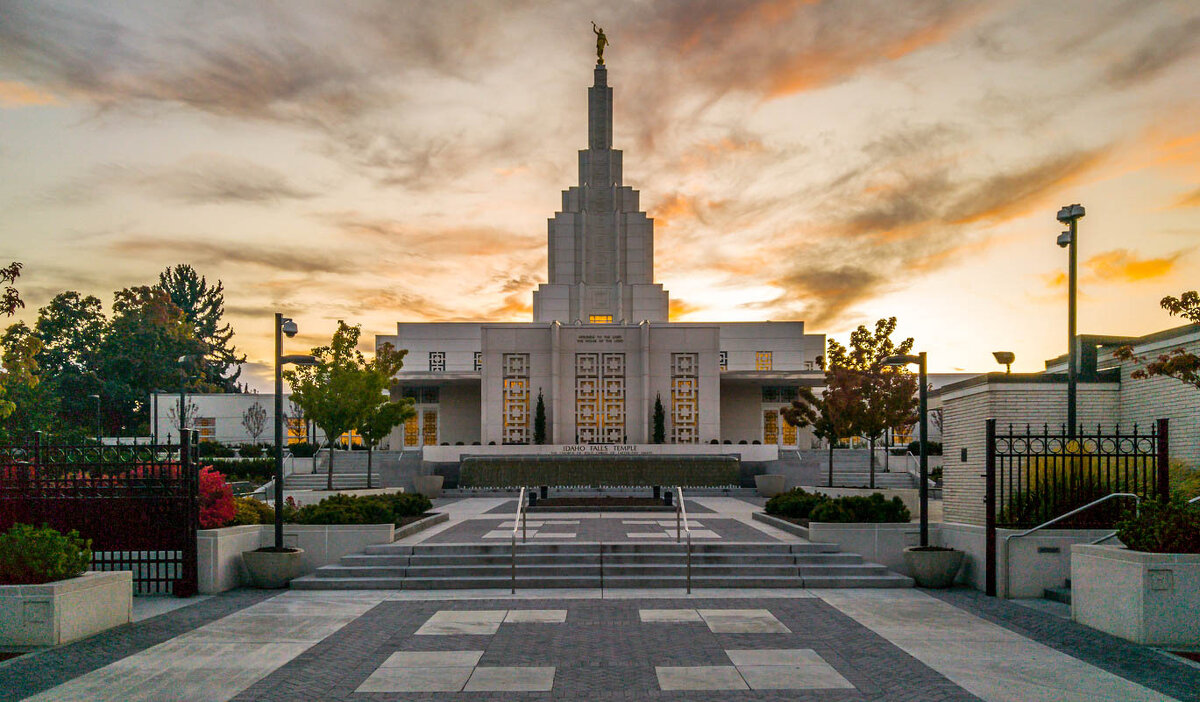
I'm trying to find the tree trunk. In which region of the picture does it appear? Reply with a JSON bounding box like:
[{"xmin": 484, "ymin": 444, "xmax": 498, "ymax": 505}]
[
  {"xmin": 827, "ymin": 442, "xmax": 834, "ymax": 487},
  {"xmin": 367, "ymin": 444, "xmax": 373, "ymax": 489},
  {"xmin": 869, "ymin": 435, "xmax": 876, "ymax": 489},
  {"xmin": 326, "ymin": 437, "xmax": 335, "ymax": 491}
]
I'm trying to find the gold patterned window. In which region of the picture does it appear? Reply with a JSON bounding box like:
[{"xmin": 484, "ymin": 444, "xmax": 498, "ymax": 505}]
[
  {"xmin": 755, "ymin": 351, "xmax": 773, "ymax": 371},
  {"xmin": 763, "ymin": 410, "xmax": 778, "ymax": 444},
  {"xmin": 576, "ymin": 352, "xmax": 625, "ymax": 443},
  {"xmin": 195, "ymin": 417, "xmax": 216, "ymax": 441},
  {"xmin": 429, "ymin": 352, "xmax": 445, "ymax": 372},
  {"xmin": 422, "ymin": 410, "xmax": 438, "ymax": 446},
  {"xmin": 403, "ymin": 414, "xmax": 419, "ymax": 447},
  {"xmin": 671, "ymin": 353, "xmax": 698, "ymax": 444},
  {"xmin": 502, "ymin": 353, "xmax": 530, "ymax": 444},
  {"xmin": 781, "ymin": 414, "xmax": 797, "ymax": 445},
  {"xmin": 589, "ymin": 315, "xmax": 613, "ymax": 324}
]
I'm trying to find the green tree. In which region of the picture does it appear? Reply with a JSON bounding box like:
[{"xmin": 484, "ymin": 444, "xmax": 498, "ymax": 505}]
[
  {"xmin": 826, "ymin": 318, "xmax": 918, "ymax": 489},
  {"xmin": 781, "ymin": 375, "xmax": 856, "ymax": 486},
  {"xmin": 157, "ymin": 265, "xmax": 245, "ymax": 391},
  {"xmin": 0, "ymin": 322, "xmax": 46, "ymax": 429},
  {"xmin": 1116, "ymin": 291, "xmax": 1200, "ymax": 389},
  {"xmin": 533, "ymin": 389, "xmax": 547, "ymax": 444},
  {"xmin": 31, "ymin": 292, "xmax": 106, "ymax": 434},
  {"xmin": 354, "ymin": 342, "xmax": 414, "ymax": 488},
  {"xmin": 98, "ymin": 285, "xmax": 203, "ymax": 435},
  {"xmin": 1, "ymin": 262, "xmax": 22, "ymax": 317},
  {"xmin": 652, "ymin": 393, "xmax": 665, "ymax": 444}
]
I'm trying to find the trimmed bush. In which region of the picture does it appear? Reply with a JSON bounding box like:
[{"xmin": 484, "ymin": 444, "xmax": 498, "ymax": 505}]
[
  {"xmin": 288, "ymin": 441, "xmax": 318, "ymax": 458},
  {"xmin": 906, "ymin": 440, "xmax": 942, "ymax": 456},
  {"xmin": 809, "ymin": 493, "xmax": 910, "ymax": 523},
  {"xmin": 290, "ymin": 492, "xmax": 432, "ymax": 526},
  {"xmin": 237, "ymin": 443, "xmax": 265, "ymax": 458},
  {"xmin": 208, "ymin": 458, "xmax": 275, "ymax": 482},
  {"xmin": 199, "ymin": 467, "xmax": 236, "ymax": 529},
  {"xmin": 197, "ymin": 441, "xmax": 236, "ymax": 458},
  {"xmin": 0, "ymin": 523, "xmax": 93, "ymax": 585},
  {"xmin": 1116, "ymin": 499, "xmax": 1200, "ymax": 554},
  {"xmin": 765, "ymin": 489, "xmax": 828, "ymax": 520},
  {"xmin": 228, "ymin": 496, "xmax": 274, "ymax": 526}
]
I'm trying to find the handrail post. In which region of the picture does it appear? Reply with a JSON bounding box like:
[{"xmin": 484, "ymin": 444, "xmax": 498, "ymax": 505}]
[
  {"xmin": 511, "ymin": 486, "xmax": 526, "ymax": 594},
  {"xmin": 676, "ymin": 492, "xmax": 681, "ymax": 543},
  {"xmin": 511, "ymin": 531, "xmax": 516, "ymax": 595},
  {"xmin": 686, "ymin": 531, "xmax": 692, "ymax": 595}
]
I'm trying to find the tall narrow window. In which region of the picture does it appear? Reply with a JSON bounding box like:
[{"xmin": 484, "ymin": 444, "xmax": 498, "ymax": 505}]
[
  {"xmin": 671, "ymin": 353, "xmax": 699, "ymax": 444},
  {"xmin": 755, "ymin": 351, "xmax": 773, "ymax": 371},
  {"xmin": 473, "ymin": 352, "xmax": 482, "ymax": 371},
  {"xmin": 502, "ymin": 353, "xmax": 530, "ymax": 444},
  {"xmin": 429, "ymin": 351, "xmax": 446, "ymax": 372}
]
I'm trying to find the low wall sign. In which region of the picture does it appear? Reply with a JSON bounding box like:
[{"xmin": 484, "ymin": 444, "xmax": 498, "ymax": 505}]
[{"xmin": 556, "ymin": 444, "xmax": 641, "ymax": 455}]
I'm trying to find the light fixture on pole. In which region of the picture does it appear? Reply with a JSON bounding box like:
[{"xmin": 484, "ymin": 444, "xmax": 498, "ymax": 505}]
[
  {"xmin": 87, "ymin": 394, "xmax": 101, "ymax": 444},
  {"xmin": 883, "ymin": 352, "xmax": 929, "ymax": 547},
  {"xmin": 273, "ymin": 314, "xmax": 316, "ymax": 551},
  {"xmin": 1056, "ymin": 203, "xmax": 1085, "ymax": 437},
  {"xmin": 992, "ymin": 351, "xmax": 1014, "ymax": 375}
]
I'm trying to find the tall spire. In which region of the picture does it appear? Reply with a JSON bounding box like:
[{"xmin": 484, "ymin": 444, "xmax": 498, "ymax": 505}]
[{"xmin": 587, "ymin": 65, "xmax": 612, "ymax": 159}]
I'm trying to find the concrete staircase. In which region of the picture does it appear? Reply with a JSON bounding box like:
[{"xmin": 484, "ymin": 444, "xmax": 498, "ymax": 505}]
[
  {"xmin": 290, "ymin": 541, "xmax": 913, "ymax": 590},
  {"xmin": 803, "ymin": 450, "xmax": 917, "ymax": 489},
  {"xmin": 284, "ymin": 472, "xmax": 373, "ymax": 490}
]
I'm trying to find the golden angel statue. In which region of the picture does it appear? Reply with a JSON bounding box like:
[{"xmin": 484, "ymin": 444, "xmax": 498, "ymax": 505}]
[{"xmin": 592, "ymin": 21, "xmax": 609, "ymax": 65}]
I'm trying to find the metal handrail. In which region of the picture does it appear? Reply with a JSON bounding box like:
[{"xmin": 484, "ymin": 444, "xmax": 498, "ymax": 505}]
[
  {"xmin": 1002, "ymin": 492, "xmax": 1140, "ymax": 598},
  {"xmin": 511, "ymin": 486, "xmax": 527, "ymax": 594},
  {"xmin": 676, "ymin": 486, "xmax": 691, "ymax": 594}
]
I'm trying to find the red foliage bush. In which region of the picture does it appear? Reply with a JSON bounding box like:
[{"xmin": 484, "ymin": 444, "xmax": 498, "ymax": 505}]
[{"xmin": 199, "ymin": 466, "xmax": 236, "ymax": 529}]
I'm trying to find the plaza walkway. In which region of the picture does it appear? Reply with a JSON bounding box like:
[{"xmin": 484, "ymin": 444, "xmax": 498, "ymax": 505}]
[{"xmin": 2, "ymin": 497, "xmax": 1198, "ymax": 701}]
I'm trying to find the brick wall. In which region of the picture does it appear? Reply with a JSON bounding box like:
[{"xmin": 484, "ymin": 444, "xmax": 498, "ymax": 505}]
[{"xmin": 1115, "ymin": 335, "xmax": 1200, "ymax": 467}]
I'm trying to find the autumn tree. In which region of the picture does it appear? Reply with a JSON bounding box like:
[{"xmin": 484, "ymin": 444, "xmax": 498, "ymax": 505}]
[
  {"xmin": 1116, "ymin": 291, "xmax": 1200, "ymax": 389},
  {"xmin": 781, "ymin": 371, "xmax": 858, "ymax": 486},
  {"xmin": 354, "ymin": 342, "xmax": 414, "ymax": 488},
  {"xmin": 1, "ymin": 262, "xmax": 22, "ymax": 317},
  {"xmin": 242, "ymin": 401, "xmax": 268, "ymax": 442},
  {"xmin": 158, "ymin": 265, "xmax": 245, "ymax": 391},
  {"xmin": 826, "ymin": 318, "xmax": 918, "ymax": 489}
]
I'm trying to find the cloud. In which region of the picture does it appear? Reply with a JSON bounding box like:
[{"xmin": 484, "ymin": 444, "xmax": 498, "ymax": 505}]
[
  {"xmin": 1173, "ymin": 186, "xmax": 1200, "ymax": 208},
  {"xmin": 668, "ymin": 298, "xmax": 702, "ymax": 320},
  {"xmin": 0, "ymin": 80, "xmax": 57, "ymax": 107},
  {"xmin": 1106, "ymin": 15, "xmax": 1200, "ymax": 87},
  {"xmin": 769, "ymin": 265, "xmax": 886, "ymax": 328},
  {"xmin": 106, "ymin": 237, "xmax": 361, "ymax": 275},
  {"xmin": 327, "ymin": 214, "xmax": 541, "ymax": 258},
  {"xmin": 1085, "ymin": 249, "xmax": 1185, "ymax": 283}
]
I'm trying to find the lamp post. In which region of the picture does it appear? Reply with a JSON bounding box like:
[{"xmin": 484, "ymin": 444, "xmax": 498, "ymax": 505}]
[
  {"xmin": 1056, "ymin": 203, "xmax": 1085, "ymax": 437},
  {"xmin": 883, "ymin": 352, "xmax": 928, "ymax": 547},
  {"xmin": 87, "ymin": 394, "xmax": 101, "ymax": 444},
  {"xmin": 274, "ymin": 314, "xmax": 316, "ymax": 551},
  {"xmin": 992, "ymin": 351, "xmax": 1014, "ymax": 375}
]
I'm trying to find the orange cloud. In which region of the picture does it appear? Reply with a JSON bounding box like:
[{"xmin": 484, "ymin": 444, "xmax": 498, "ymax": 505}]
[
  {"xmin": 1085, "ymin": 249, "xmax": 1183, "ymax": 283},
  {"xmin": 652, "ymin": 192, "xmax": 701, "ymax": 228},
  {"xmin": 669, "ymin": 298, "xmax": 702, "ymax": 320},
  {"xmin": 0, "ymin": 81, "xmax": 57, "ymax": 107},
  {"xmin": 1172, "ymin": 187, "xmax": 1200, "ymax": 208}
]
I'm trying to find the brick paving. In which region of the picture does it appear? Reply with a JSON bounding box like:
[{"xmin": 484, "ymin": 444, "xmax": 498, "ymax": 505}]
[
  {"xmin": 0, "ymin": 589, "xmax": 276, "ymax": 702},
  {"xmin": 481, "ymin": 499, "xmax": 716, "ymax": 515},
  {"xmin": 927, "ymin": 587, "xmax": 1200, "ymax": 702},
  {"xmin": 231, "ymin": 597, "xmax": 980, "ymax": 701}
]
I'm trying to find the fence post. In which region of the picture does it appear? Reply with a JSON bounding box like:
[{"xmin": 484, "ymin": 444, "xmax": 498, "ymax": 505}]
[
  {"xmin": 178, "ymin": 429, "xmax": 199, "ymax": 597},
  {"xmin": 1156, "ymin": 418, "xmax": 1170, "ymax": 502},
  {"xmin": 34, "ymin": 430, "xmax": 43, "ymax": 469},
  {"xmin": 985, "ymin": 419, "xmax": 997, "ymax": 598}
]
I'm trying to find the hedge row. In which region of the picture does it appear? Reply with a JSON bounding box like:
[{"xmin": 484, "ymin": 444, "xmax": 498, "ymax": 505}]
[
  {"xmin": 765, "ymin": 488, "xmax": 911, "ymax": 523},
  {"xmin": 459, "ymin": 456, "xmax": 739, "ymax": 488}
]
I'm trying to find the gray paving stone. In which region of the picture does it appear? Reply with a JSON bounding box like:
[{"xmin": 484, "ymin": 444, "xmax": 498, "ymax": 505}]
[
  {"xmin": 656, "ymin": 665, "xmax": 748, "ymax": 690},
  {"xmin": 463, "ymin": 665, "xmax": 556, "ymax": 692},
  {"xmin": 356, "ymin": 665, "xmax": 473, "ymax": 692}
]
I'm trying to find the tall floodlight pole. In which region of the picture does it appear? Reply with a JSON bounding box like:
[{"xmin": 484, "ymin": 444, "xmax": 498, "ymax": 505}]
[
  {"xmin": 274, "ymin": 314, "xmax": 314, "ymax": 550},
  {"xmin": 1056, "ymin": 204, "xmax": 1085, "ymax": 437},
  {"xmin": 884, "ymin": 353, "xmax": 929, "ymax": 547}
]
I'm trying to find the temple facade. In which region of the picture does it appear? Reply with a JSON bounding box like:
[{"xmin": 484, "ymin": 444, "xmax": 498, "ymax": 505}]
[{"xmin": 378, "ymin": 62, "xmax": 825, "ymax": 453}]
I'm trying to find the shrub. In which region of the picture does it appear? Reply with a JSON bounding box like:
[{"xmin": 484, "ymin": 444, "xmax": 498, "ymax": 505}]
[
  {"xmin": 1116, "ymin": 499, "xmax": 1200, "ymax": 554},
  {"xmin": 765, "ymin": 489, "xmax": 829, "ymax": 520},
  {"xmin": 1169, "ymin": 460, "xmax": 1200, "ymax": 501},
  {"xmin": 929, "ymin": 466, "xmax": 943, "ymax": 485},
  {"xmin": 197, "ymin": 441, "xmax": 236, "ymax": 458},
  {"xmin": 199, "ymin": 466, "xmax": 236, "ymax": 529},
  {"xmin": 228, "ymin": 496, "xmax": 274, "ymax": 526},
  {"xmin": 289, "ymin": 492, "xmax": 430, "ymax": 526},
  {"xmin": 0, "ymin": 523, "xmax": 93, "ymax": 584},
  {"xmin": 208, "ymin": 457, "xmax": 275, "ymax": 482},
  {"xmin": 906, "ymin": 440, "xmax": 942, "ymax": 456},
  {"xmin": 288, "ymin": 441, "xmax": 318, "ymax": 458},
  {"xmin": 237, "ymin": 443, "xmax": 265, "ymax": 458},
  {"xmin": 809, "ymin": 493, "xmax": 910, "ymax": 523}
]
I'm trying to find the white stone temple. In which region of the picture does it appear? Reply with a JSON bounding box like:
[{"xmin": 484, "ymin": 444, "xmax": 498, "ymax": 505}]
[{"xmin": 378, "ymin": 61, "xmax": 825, "ymax": 456}]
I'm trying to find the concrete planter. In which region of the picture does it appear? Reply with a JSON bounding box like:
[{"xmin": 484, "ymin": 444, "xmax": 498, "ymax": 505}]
[
  {"xmin": 413, "ymin": 474, "xmax": 444, "ymax": 498},
  {"xmin": 903, "ymin": 547, "xmax": 963, "ymax": 588},
  {"xmin": 1071, "ymin": 544, "xmax": 1200, "ymax": 647},
  {"xmin": 0, "ymin": 571, "xmax": 132, "ymax": 647},
  {"xmin": 754, "ymin": 474, "xmax": 787, "ymax": 497},
  {"xmin": 242, "ymin": 548, "xmax": 305, "ymax": 589}
]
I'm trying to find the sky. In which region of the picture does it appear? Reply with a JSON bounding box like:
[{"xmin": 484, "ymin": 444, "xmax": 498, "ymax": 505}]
[{"xmin": 2, "ymin": 0, "xmax": 1198, "ymax": 391}]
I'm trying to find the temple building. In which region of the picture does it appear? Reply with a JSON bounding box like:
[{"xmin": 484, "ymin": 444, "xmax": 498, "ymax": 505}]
[{"xmin": 378, "ymin": 61, "xmax": 825, "ymax": 455}]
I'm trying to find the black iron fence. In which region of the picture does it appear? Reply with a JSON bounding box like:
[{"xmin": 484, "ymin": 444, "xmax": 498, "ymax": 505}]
[
  {"xmin": 984, "ymin": 418, "xmax": 1168, "ymax": 596},
  {"xmin": 0, "ymin": 430, "xmax": 199, "ymax": 595}
]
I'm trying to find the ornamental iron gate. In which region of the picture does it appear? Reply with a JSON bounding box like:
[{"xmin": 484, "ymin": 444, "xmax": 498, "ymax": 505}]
[
  {"xmin": 984, "ymin": 418, "xmax": 1168, "ymax": 596},
  {"xmin": 0, "ymin": 430, "xmax": 199, "ymax": 596}
]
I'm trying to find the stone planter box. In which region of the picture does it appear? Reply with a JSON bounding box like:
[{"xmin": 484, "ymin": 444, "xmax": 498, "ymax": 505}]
[
  {"xmin": 1071, "ymin": 544, "xmax": 1200, "ymax": 647},
  {"xmin": 754, "ymin": 474, "xmax": 787, "ymax": 497},
  {"xmin": 413, "ymin": 474, "xmax": 444, "ymax": 499},
  {"xmin": 0, "ymin": 571, "xmax": 132, "ymax": 647},
  {"xmin": 242, "ymin": 548, "xmax": 305, "ymax": 589},
  {"xmin": 903, "ymin": 547, "xmax": 964, "ymax": 588}
]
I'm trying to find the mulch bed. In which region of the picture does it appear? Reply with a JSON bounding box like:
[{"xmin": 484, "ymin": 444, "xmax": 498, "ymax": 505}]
[{"xmin": 396, "ymin": 512, "xmax": 435, "ymax": 528}]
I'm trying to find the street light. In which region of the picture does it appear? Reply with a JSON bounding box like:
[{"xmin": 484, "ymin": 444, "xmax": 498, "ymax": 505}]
[
  {"xmin": 87, "ymin": 394, "xmax": 101, "ymax": 444},
  {"xmin": 992, "ymin": 351, "xmax": 1014, "ymax": 375},
  {"xmin": 274, "ymin": 314, "xmax": 316, "ymax": 551},
  {"xmin": 1056, "ymin": 203, "xmax": 1085, "ymax": 436},
  {"xmin": 883, "ymin": 352, "xmax": 929, "ymax": 547}
]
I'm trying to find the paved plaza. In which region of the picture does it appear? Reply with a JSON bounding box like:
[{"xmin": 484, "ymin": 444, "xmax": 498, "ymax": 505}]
[{"xmin": 2, "ymin": 497, "xmax": 1199, "ymax": 701}]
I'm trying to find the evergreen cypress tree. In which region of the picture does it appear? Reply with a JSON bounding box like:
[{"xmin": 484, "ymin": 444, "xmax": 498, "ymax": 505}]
[
  {"xmin": 533, "ymin": 389, "xmax": 547, "ymax": 444},
  {"xmin": 652, "ymin": 393, "xmax": 665, "ymax": 444}
]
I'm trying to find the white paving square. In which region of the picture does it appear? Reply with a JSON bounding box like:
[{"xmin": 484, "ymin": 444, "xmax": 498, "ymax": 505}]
[
  {"xmin": 504, "ymin": 609, "xmax": 567, "ymax": 624},
  {"xmin": 483, "ymin": 529, "xmax": 524, "ymax": 539},
  {"xmin": 378, "ymin": 650, "xmax": 484, "ymax": 668},
  {"xmin": 627, "ymin": 532, "xmax": 669, "ymax": 538},
  {"xmin": 463, "ymin": 666, "xmax": 556, "ymax": 692},
  {"xmin": 356, "ymin": 666, "xmax": 474, "ymax": 693},
  {"xmin": 684, "ymin": 529, "xmax": 721, "ymax": 539},
  {"xmin": 532, "ymin": 532, "xmax": 576, "ymax": 538},
  {"xmin": 415, "ymin": 610, "xmax": 508, "ymax": 636},
  {"xmin": 656, "ymin": 666, "xmax": 748, "ymax": 691},
  {"xmin": 698, "ymin": 609, "xmax": 791, "ymax": 634}
]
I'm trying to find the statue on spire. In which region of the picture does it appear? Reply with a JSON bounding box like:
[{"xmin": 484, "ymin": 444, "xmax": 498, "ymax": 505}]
[{"xmin": 592, "ymin": 21, "xmax": 609, "ymax": 65}]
